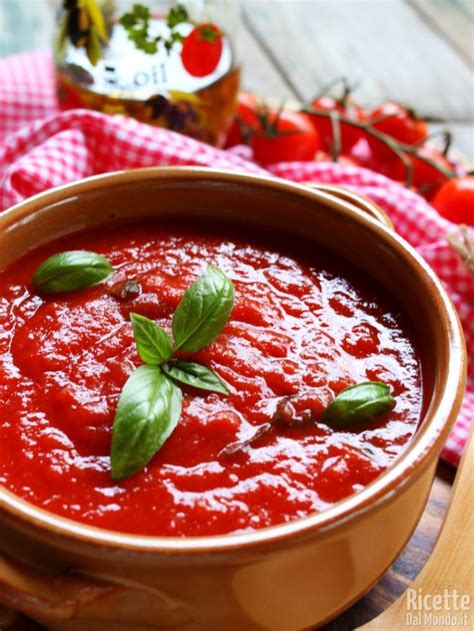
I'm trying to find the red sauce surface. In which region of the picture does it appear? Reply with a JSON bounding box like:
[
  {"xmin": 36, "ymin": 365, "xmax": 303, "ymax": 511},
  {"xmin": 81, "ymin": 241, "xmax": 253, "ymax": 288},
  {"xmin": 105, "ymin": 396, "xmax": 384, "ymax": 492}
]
[{"xmin": 0, "ymin": 222, "xmax": 423, "ymax": 536}]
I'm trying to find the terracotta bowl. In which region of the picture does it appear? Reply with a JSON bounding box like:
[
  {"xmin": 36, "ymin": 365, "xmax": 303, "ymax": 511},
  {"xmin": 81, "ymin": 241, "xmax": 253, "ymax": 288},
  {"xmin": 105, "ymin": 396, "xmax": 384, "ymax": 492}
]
[{"xmin": 0, "ymin": 168, "xmax": 466, "ymax": 631}]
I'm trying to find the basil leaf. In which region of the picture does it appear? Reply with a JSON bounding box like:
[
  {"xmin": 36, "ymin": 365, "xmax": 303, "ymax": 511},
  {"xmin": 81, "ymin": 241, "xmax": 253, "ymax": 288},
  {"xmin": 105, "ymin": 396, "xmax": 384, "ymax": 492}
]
[
  {"xmin": 322, "ymin": 381, "xmax": 395, "ymax": 427},
  {"xmin": 33, "ymin": 250, "xmax": 113, "ymax": 294},
  {"xmin": 172, "ymin": 265, "xmax": 234, "ymax": 352},
  {"xmin": 130, "ymin": 313, "xmax": 173, "ymax": 365},
  {"xmin": 110, "ymin": 366, "xmax": 182, "ymax": 481},
  {"xmin": 163, "ymin": 360, "xmax": 229, "ymax": 394}
]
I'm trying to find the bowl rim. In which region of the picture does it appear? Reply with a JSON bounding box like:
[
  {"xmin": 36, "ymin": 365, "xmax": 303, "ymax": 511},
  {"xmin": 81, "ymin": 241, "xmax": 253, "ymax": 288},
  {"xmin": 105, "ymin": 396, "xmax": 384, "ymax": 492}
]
[{"xmin": 0, "ymin": 166, "xmax": 466, "ymax": 555}]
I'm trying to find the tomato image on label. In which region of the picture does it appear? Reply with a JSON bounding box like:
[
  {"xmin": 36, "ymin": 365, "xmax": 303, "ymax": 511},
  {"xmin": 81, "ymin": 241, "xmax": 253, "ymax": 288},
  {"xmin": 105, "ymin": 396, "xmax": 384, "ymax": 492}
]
[{"xmin": 181, "ymin": 23, "xmax": 223, "ymax": 77}]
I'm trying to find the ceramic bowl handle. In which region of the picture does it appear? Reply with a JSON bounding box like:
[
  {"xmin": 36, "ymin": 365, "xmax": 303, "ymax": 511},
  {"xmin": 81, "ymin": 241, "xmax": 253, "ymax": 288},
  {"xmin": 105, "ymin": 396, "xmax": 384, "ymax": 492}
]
[
  {"xmin": 0, "ymin": 551, "xmax": 184, "ymax": 628},
  {"xmin": 303, "ymin": 183, "xmax": 394, "ymax": 230},
  {"xmin": 0, "ymin": 552, "xmax": 119, "ymax": 626}
]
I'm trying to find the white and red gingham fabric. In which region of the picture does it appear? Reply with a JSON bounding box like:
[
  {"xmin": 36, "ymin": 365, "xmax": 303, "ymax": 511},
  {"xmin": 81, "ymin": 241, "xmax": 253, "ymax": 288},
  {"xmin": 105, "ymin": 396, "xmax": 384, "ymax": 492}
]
[{"xmin": 1, "ymin": 52, "xmax": 472, "ymax": 466}]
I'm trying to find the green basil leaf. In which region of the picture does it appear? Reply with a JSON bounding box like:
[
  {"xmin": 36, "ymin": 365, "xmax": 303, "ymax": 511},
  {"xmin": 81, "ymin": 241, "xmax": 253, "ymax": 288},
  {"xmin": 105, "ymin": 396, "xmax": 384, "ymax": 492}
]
[
  {"xmin": 130, "ymin": 313, "xmax": 173, "ymax": 365},
  {"xmin": 172, "ymin": 265, "xmax": 234, "ymax": 352},
  {"xmin": 33, "ymin": 250, "xmax": 113, "ymax": 294},
  {"xmin": 163, "ymin": 360, "xmax": 229, "ymax": 394},
  {"xmin": 111, "ymin": 366, "xmax": 182, "ymax": 481},
  {"xmin": 322, "ymin": 381, "xmax": 395, "ymax": 427}
]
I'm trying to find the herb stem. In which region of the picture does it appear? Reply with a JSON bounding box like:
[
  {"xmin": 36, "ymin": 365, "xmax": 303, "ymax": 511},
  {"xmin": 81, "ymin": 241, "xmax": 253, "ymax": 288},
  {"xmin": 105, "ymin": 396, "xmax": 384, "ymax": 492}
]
[{"xmin": 301, "ymin": 107, "xmax": 457, "ymax": 185}]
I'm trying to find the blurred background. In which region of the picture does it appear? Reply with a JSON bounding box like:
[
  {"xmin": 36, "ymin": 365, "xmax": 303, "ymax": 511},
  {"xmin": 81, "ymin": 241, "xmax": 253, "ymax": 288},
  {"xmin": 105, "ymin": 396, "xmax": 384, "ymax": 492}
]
[{"xmin": 1, "ymin": 0, "xmax": 473, "ymax": 157}]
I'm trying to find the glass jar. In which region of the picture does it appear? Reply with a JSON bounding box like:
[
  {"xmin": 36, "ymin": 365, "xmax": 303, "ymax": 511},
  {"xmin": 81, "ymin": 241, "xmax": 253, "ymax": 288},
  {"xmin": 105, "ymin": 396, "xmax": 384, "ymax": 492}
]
[{"xmin": 54, "ymin": 0, "xmax": 240, "ymax": 146}]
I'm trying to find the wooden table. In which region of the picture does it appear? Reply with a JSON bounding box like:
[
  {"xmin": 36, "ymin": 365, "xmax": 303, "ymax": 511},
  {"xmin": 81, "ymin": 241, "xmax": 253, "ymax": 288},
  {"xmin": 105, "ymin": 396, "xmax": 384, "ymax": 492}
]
[
  {"xmin": 0, "ymin": 1, "xmax": 471, "ymax": 629},
  {"xmin": 240, "ymin": 0, "xmax": 473, "ymax": 158},
  {"xmin": 1, "ymin": 0, "xmax": 472, "ymax": 157}
]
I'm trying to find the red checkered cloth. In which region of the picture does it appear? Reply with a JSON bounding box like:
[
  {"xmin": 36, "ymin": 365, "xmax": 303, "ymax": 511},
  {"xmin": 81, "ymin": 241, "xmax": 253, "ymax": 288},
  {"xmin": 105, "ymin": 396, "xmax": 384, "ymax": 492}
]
[{"xmin": 1, "ymin": 52, "xmax": 472, "ymax": 466}]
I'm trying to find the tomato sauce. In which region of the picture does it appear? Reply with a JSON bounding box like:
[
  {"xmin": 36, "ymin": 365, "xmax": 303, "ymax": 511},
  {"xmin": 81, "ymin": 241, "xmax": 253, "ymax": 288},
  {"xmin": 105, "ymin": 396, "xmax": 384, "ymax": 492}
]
[{"xmin": 0, "ymin": 222, "xmax": 423, "ymax": 536}]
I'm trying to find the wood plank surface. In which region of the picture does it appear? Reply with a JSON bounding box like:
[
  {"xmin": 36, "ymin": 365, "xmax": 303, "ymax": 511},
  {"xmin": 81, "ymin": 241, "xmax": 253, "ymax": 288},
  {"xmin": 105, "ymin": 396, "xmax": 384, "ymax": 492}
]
[
  {"xmin": 242, "ymin": 0, "xmax": 474, "ymax": 121},
  {"xmin": 431, "ymin": 122, "xmax": 474, "ymax": 162},
  {"xmin": 238, "ymin": 19, "xmax": 297, "ymax": 99},
  {"xmin": 1, "ymin": 1, "xmax": 472, "ymax": 157},
  {"xmin": 410, "ymin": 0, "xmax": 474, "ymax": 66},
  {"xmin": 0, "ymin": 0, "xmax": 55, "ymax": 57}
]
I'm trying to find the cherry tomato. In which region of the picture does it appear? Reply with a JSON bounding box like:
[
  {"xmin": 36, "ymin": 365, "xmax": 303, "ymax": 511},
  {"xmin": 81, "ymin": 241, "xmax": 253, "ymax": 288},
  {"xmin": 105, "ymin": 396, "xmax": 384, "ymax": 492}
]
[
  {"xmin": 224, "ymin": 92, "xmax": 259, "ymax": 147},
  {"xmin": 363, "ymin": 135, "xmax": 401, "ymax": 179},
  {"xmin": 365, "ymin": 103, "xmax": 429, "ymax": 179},
  {"xmin": 365, "ymin": 142, "xmax": 453, "ymax": 197},
  {"xmin": 370, "ymin": 101, "xmax": 428, "ymax": 146},
  {"xmin": 181, "ymin": 24, "xmax": 223, "ymax": 77},
  {"xmin": 307, "ymin": 95, "xmax": 367, "ymax": 152},
  {"xmin": 432, "ymin": 176, "xmax": 474, "ymax": 225},
  {"xmin": 410, "ymin": 145, "xmax": 454, "ymax": 200},
  {"xmin": 251, "ymin": 111, "xmax": 320, "ymax": 164}
]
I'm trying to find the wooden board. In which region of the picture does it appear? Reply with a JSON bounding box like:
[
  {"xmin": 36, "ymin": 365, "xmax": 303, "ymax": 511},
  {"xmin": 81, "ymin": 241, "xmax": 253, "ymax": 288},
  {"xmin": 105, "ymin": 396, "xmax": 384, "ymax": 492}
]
[
  {"xmin": 238, "ymin": 20, "xmax": 297, "ymax": 99},
  {"xmin": 242, "ymin": 0, "xmax": 474, "ymax": 121},
  {"xmin": 1, "ymin": 0, "xmax": 472, "ymax": 157},
  {"xmin": 0, "ymin": 0, "xmax": 55, "ymax": 57},
  {"xmin": 410, "ymin": 0, "xmax": 474, "ymax": 66},
  {"xmin": 430, "ymin": 122, "xmax": 474, "ymax": 162}
]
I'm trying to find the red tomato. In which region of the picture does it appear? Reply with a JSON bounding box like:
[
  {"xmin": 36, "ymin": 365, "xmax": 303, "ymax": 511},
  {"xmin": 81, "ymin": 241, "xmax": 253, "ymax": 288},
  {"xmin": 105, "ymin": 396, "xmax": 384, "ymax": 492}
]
[
  {"xmin": 364, "ymin": 143, "xmax": 453, "ymax": 197},
  {"xmin": 410, "ymin": 145, "xmax": 454, "ymax": 200},
  {"xmin": 251, "ymin": 110, "xmax": 320, "ymax": 164},
  {"xmin": 370, "ymin": 101, "xmax": 428, "ymax": 146},
  {"xmin": 181, "ymin": 23, "xmax": 223, "ymax": 77},
  {"xmin": 432, "ymin": 176, "xmax": 474, "ymax": 225},
  {"xmin": 366, "ymin": 103, "xmax": 429, "ymax": 179},
  {"xmin": 307, "ymin": 95, "xmax": 367, "ymax": 152},
  {"xmin": 363, "ymin": 135, "xmax": 401, "ymax": 179},
  {"xmin": 224, "ymin": 92, "xmax": 259, "ymax": 147}
]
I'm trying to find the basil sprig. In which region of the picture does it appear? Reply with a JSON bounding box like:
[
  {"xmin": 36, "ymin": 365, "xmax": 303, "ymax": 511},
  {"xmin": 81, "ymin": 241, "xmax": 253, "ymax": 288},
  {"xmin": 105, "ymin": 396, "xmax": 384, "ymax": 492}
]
[
  {"xmin": 322, "ymin": 381, "xmax": 395, "ymax": 427},
  {"xmin": 33, "ymin": 250, "xmax": 113, "ymax": 293},
  {"xmin": 111, "ymin": 265, "xmax": 234, "ymax": 480}
]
